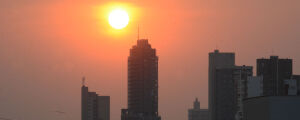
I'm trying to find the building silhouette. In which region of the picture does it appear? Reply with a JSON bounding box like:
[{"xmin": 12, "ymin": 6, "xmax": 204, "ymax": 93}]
[
  {"xmin": 213, "ymin": 67, "xmax": 237, "ymax": 120},
  {"xmin": 208, "ymin": 52, "xmax": 300, "ymax": 120},
  {"xmin": 82, "ymin": 79, "xmax": 110, "ymax": 120},
  {"xmin": 243, "ymin": 56, "xmax": 300, "ymax": 120},
  {"xmin": 188, "ymin": 98, "xmax": 208, "ymax": 120},
  {"xmin": 257, "ymin": 56, "xmax": 292, "ymax": 96},
  {"xmin": 209, "ymin": 50, "xmax": 235, "ymax": 120},
  {"xmin": 234, "ymin": 66, "xmax": 253, "ymax": 120},
  {"xmin": 121, "ymin": 39, "xmax": 161, "ymax": 120}
]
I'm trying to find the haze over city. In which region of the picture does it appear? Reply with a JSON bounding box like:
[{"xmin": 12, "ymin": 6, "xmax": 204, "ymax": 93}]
[{"xmin": 0, "ymin": 0, "xmax": 300, "ymax": 120}]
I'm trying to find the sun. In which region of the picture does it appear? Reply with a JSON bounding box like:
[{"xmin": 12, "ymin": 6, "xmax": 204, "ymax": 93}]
[{"xmin": 108, "ymin": 9, "xmax": 129, "ymax": 29}]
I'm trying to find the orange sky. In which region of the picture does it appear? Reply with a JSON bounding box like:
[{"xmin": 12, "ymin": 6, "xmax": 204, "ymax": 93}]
[{"xmin": 0, "ymin": 0, "xmax": 300, "ymax": 120}]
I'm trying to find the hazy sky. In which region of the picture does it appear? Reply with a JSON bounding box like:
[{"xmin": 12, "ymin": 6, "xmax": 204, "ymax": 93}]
[{"xmin": 1, "ymin": 0, "xmax": 300, "ymax": 120}]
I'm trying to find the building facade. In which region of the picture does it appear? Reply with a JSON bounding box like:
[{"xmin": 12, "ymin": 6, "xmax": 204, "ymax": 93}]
[
  {"xmin": 82, "ymin": 84, "xmax": 110, "ymax": 120},
  {"xmin": 291, "ymin": 75, "xmax": 300, "ymax": 95},
  {"xmin": 233, "ymin": 66, "xmax": 253, "ymax": 120},
  {"xmin": 247, "ymin": 76, "xmax": 263, "ymax": 98},
  {"xmin": 257, "ymin": 56, "xmax": 292, "ymax": 96},
  {"xmin": 121, "ymin": 39, "xmax": 161, "ymax": 120},
  {"xmin": 209, "ymin": 50, "xmax": 235, "ymax": 120},
  {"xmin": 188, "ymin": 98, "xmax": 208, "ymax": 120},
  {"xmin": 214, "ymin": 67, "xmax": 237, "ymax": 120},
  {"xmin": 284, "ymin": 79, "xmax": 298, "ymax": 95}
]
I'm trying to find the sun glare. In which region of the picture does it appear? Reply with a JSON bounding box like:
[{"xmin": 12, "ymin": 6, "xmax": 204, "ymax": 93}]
[{"xmin": 108, "ymin": 9, "xmax": 129, "ymax": 29}]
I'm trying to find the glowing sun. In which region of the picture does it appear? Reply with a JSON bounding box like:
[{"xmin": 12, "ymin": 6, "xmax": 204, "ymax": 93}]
[{"xmin": 108, "ymin": 9, "xmax": 129, "ymax": 29}]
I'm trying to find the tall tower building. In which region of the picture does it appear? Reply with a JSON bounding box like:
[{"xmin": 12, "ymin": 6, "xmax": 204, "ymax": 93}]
[
  {"xmin": 121, "ymin": 39, "xmax": 160, "ymax": 120},
  {"xmin": 233, "ymin": 66, "xmax": 253, "ymax": 120},
  {"xmin": 209, "ymin": 50, "xmax": 235, "ymax": 120},
  {"xmin": 257, "ymin": 56, "xmax": 292, "ymax": 96},
  {"xmin": 213, "ymin": 67, "xmax": 236, "ymax": 120},
  {"xmin": 82, "ymin": 79, "xmax": 110, "ymax": 120}
]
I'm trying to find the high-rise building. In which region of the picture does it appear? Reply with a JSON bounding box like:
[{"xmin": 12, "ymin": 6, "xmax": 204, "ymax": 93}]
[
  {"xmin": 188, "ymin": 98, "xmax": 209, "ymax": 120},
  {"xmin": 82, "ymin": 81, "xmax": 110, "ymax": 120},
  {"xmin": 214, "ymin": 67, "xmax": 236, "ymax": 120},
  {"xmin": 257, "ymin": 56, "xmax": 292, "ymax": 96},
  {"xmin": 234, "ymin": 66, "xmax": 253, "ymax": 120},
  {"xmin": 209, "ymin": 50, "xmax": 235, "ymax": 120},
  {"xmin": 121, "ymin": 39, "xmax": 161, "ymax": 120}
]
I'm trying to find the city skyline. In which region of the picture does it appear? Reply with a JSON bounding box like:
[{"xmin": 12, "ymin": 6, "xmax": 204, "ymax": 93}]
[{"xmin": 1, "ymin": 0, "xmax": 300, "ymax": 120}]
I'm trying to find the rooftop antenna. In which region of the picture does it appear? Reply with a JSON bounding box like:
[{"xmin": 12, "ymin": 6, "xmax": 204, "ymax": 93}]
[{"xmin": 82, "ymin": 76, "xmax": 86, "ymax": 86}]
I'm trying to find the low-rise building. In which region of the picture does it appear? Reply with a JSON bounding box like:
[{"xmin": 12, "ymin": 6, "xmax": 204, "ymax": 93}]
[
  {"xmin": 188, "ymin": 98, "xmax": 208, "ymax": 120},
  {"xmin": 243, "ymin": 96, "xmax": 300, "ymax": 120},
  {"xmin": 82, "ymin": 83, "xmax": 110, "ymax": 120}
]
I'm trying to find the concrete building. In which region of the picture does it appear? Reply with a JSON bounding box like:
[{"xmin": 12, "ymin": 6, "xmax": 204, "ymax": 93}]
[
  {"xmin": 257, "ymin": 56, "xmax": 293, "ymax": 96},
  {"xmin": 121, "ymin": 39, "xmax": 161, "ymax": 120},
  {"xmin": 82, "ymin": 83, "xmax": 110, "ymax": 120},
  {"xmin": 188, "ymin": 98, "xmax": 208, "ymax": 120},
  {"xmin": 243, "ymin": 96, "xmax": 300, "ymax": 120},
  {"xmin": 209, "ymin": 50, "xmax": 235, "ymax": 120},
  {"xmin": 233, "ymin": 66, "xmax": 253, "ymax": 120},
  {"xmin": 247, "ymin": 76, "xmax": 263, "ymax": 98}
]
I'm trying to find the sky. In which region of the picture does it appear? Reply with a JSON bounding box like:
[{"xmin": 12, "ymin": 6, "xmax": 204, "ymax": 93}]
[{"xmin": 0, "ymin": 0, "xmax": 300, "ymax": 120}]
